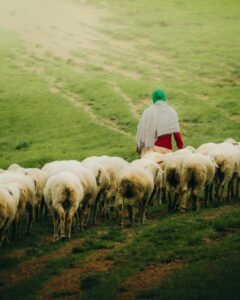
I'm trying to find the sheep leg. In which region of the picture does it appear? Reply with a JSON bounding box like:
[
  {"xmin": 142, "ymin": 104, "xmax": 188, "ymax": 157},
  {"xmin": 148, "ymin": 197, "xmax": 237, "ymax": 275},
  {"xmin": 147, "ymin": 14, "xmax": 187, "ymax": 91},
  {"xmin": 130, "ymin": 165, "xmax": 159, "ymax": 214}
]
[
  {"xmin": 26, "ymin": 206, "xmax": 34, "ymax": 235},
  {"xmin": 52, "ymin": 211, "xmax": 59, "ymax": 241},
  {"xmin": 192, "ymin": 193, "xmax": 200, "ymax": 212},
  {"xmin": 219, "ymin": 184, "xmax": 225, "ymax": 204},
  {"xmin": 55, "ymin": 204, "xmax": 66, "ymax": 239},
  {"xmin": 180, "ymin": 189, "xmax": 188, "ymax": 213},
  {"xmin": 127, "ymin": 204, "xmax": 134, "ymax": 225},
  {"xmin": 140, "ymin": 196, "xmax": 149, "ymax": 224},
  {"xmin": 227, "ymin": 178, "xmax": 234, "ymax": 201},
  {"xmin": 149, "ymin": 187, "xmax": 157, "ymax": 206},
  {"xmin": 204, "ymin": 185, "xmax": 209, "ymax": 208},
  {"xmin": 0, "ymin": 218, "xmax": 11, "ymax": 244},
  {"xmin": 167, "ymin": 190, "xmax": 172, "ymax": 212},
  {"xmin": 66, "ymin": 207, "xmax": 75, "ymax": 240},
  {"xmin": 92, "ymin": 191, "xmax": 103, "ymax": 225},
  {"xmin": 236, "ymin": 177, "xmax": 240, "ymax": 199},
  {"xmin": 161, "ymin": 187, "xmax": 166, "ymax": 204},
  {"xmin": 117, "ymin": 195, "xmax": 124, "ymax": 228},
  {"xmin": 79, "ymin": 204, "xmax": 87, "ymax": 231},
  {"xmin": 209, "ymin": 183, "xmax": 214, "ymax": 203},
  {"xmin": 172, "ymin": 192, "xmax": 179, "ymax": 211}
]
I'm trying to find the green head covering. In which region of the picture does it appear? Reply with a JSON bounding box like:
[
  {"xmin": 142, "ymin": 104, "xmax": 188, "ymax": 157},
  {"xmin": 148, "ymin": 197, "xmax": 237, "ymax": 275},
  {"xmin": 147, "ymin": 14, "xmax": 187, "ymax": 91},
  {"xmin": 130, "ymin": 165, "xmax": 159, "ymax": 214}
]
[{"xmin": 152, "ymin": 89, "xmax": 167, "ymax": 103}]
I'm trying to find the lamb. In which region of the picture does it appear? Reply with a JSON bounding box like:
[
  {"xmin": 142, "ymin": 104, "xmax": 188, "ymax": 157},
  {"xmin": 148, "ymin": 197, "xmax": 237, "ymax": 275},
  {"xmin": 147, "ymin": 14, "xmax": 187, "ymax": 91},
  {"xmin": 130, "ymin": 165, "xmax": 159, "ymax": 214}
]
[
  {"xmin": 116, "ymin": 165, "xmax": 154, "ymax": 227},
  {"xmin": 0, "ymin": 184, "xmax": 20, "ymax": 244},
  {"xmin": 0, "ymin": 171, "xmax": 36, "ymax": 236},
  {"xmin": 180, "ymin": 154, "xmax": 208, "ymax": 212},
  {"xmin": 44, "ymin": 171, "xmax": 84, "ymax": 241}
]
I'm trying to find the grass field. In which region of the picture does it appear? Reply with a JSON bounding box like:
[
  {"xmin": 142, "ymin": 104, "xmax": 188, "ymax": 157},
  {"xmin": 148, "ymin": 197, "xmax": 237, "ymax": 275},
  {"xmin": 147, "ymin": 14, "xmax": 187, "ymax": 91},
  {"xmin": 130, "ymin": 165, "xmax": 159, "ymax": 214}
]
[{"xmin": 0, "ymin": 0, "xmax": 240, "ymax": 299}]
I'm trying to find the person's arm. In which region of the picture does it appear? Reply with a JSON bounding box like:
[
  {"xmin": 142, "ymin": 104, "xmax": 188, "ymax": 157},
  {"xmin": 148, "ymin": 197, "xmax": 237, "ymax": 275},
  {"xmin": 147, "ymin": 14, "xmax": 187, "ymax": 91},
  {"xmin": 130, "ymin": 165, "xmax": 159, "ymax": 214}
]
[{"xmin": 173, "ymin": 132, "xmax": 184, "ymax": 149}]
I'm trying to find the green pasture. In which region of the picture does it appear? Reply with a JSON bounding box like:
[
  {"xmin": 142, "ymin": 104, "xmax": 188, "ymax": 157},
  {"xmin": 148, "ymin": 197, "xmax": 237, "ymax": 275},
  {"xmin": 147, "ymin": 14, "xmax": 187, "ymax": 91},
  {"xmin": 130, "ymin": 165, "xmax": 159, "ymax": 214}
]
[
  {"xmin": 0, "ymin": 0, "xmax": 240, "ymax": 299},
  {"xmin": 0, "ymin": 0, "xmax": 239, "ymax": 168}
]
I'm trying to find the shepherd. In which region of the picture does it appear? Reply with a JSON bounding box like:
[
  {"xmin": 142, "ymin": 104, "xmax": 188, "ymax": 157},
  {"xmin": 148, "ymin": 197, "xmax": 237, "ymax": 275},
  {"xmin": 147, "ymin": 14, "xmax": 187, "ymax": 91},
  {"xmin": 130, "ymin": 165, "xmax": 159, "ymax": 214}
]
[{"xmin": 136, "ymin": 89, "xmax": 184, "ymax": 156}]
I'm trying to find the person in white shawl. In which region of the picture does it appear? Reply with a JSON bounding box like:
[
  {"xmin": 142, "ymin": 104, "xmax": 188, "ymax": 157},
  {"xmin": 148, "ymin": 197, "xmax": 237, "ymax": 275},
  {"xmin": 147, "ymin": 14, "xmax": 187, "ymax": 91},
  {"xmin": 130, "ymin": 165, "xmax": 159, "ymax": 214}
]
[{"xmin": 136, "ymin": 89, "xmax": 184, "ymax": 155}]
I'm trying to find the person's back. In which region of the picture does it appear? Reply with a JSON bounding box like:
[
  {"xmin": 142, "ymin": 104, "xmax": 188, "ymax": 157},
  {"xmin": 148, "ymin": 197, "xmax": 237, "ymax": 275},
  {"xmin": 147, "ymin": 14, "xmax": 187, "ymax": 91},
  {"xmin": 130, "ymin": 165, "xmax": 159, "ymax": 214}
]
[{"xmin": 136, "ymin": 89, "xmax": 183, "ymax": 156}]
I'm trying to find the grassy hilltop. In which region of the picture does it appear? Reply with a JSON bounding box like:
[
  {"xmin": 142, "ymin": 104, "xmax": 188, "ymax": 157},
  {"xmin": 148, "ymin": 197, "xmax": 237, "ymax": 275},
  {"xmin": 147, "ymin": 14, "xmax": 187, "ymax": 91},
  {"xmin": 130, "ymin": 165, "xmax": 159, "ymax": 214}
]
[
  {"xmin": 0, "ymin": 0, "xmax": 239, "ymax": 168},
  {"xmin": 0, "ymin": 0, "xmax": 240, "ymax": 299}
]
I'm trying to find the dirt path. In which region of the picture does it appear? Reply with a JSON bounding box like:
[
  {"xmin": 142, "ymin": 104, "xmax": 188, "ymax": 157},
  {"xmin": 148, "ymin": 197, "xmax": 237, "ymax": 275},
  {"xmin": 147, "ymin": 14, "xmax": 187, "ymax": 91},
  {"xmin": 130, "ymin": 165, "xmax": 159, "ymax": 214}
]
[{"xmin": 117, "ymin": 261, "xmax": 182, "ymax": 300}]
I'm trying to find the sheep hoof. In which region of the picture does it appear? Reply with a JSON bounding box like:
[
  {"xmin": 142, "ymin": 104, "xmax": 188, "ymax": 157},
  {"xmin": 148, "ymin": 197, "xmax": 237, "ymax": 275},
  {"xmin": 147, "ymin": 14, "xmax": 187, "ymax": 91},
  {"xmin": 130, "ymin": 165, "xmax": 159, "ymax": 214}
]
[{"xmin": 180, "ymin": 207, "xmax": 186, "ymax": 213}]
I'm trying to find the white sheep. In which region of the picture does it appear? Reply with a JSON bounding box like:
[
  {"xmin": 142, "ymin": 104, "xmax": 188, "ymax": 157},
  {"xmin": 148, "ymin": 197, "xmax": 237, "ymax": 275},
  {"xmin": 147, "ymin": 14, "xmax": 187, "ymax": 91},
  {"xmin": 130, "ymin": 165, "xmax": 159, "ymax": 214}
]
[
  {"xmin": 8, "ymin": 164, "xmax": 47, "ymax": 221},
  {"xmin": 81, "ymin": 161, "xmax": 110, "ymax": 224},
  {"xmin": 44, "ymin": 171, "xmax": 84, "ymax": 241},
  {"xmin": 116, "ymin": 165, "xmax": 154, "ymax": 227},
  {"xmin": 0, "ymin": 171, "xmax": 36, "ymax": 236},
  {"xmin": 223, "ymin": 139, "xmax": 240, "ymax": 199},
  {"xmin": 0, "ymin": 184, "xmax": 20, "ymax": 244},
  {"xmin": 163, "ymin": 154, "xmax": 184, "ymax": 211},
  {"xmin": 180, "ymin": 154, "xmax": 208, "ymax": 212},
  {"xmin": 196, "ymin": 142, "xmax": 217, "ymax": 155},
  {"xmin": 82, "ymin": 156, "xmax": 129, "ymax": 220},
  {"xmin": 130, "ymin": 158, "xmax": 163, "ymax": 205},
  {"xmin": 42, "ymin": 160, "xmax": 97, "ymax": 230},
  {"xmin": 208, "ymin": 143, "xmax": 239, "ymax": 203}
]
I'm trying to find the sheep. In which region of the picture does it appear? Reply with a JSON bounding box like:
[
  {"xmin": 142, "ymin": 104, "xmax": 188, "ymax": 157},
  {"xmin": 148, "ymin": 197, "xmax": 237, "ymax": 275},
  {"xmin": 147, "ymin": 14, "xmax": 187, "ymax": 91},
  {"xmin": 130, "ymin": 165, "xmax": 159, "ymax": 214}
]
[
  {"xmin": 0, "ymin": 184, "xmax": 20, "ymax": 244},
  {"xmin": 208, "ymin": 143, "xmax": 239, "ymax": 203},
  {"xmin": 8, "ymin": 164, "xmax": 47, "ymax": 221},
  {"xmin": 42, "ymin": 160, "xmax": 97, "ymax": 230},
  {"xmin": 81, "ymin": 156, "xmax": 129, "ymax": 220},
  {"xmin": 81, "ymin": 161, "xmax": 110, "ymax": 224},
  {"xmin": 223, "ymin": 139, "xmax": 240, "ymax": 199},
  {"xmin": 173, "ymin": 148, "xmax": 194, "ymax": 156},
  {"xmin": 130, "ymin": 158, "xmax": 163, "ymax": 206},
  {"xmin": 0, "ymin": 171, "xmax": 36, "ymax": 236},
  {"xmin": 189, "ymin": 154, "xmax": 217, "ymax": 207},
  {"xmin": 116, "ymin": 165, "xmax": 154, "ymax": 227},
  {"xmin": 163, "ymin": 154, "xmax": 185, "ymax": 211},
  {"xmin": 196, "ymin": 142, "xmax": 217, "ymax": 155},
  {"xmin": 180, "ymin": 154, "xmax": 208, "ymax": 212},
  {"xmin": 44, "ymin": 171, "xmax": 84, "ymax": 241}
]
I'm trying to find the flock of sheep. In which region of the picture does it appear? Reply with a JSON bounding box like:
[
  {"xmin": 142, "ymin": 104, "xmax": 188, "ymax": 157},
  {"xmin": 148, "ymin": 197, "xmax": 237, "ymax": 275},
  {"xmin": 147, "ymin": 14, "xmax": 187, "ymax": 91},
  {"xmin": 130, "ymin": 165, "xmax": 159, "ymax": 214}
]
[{"xmin": 0, "ymin": 138, "xmax": 239, "ymax": 243}]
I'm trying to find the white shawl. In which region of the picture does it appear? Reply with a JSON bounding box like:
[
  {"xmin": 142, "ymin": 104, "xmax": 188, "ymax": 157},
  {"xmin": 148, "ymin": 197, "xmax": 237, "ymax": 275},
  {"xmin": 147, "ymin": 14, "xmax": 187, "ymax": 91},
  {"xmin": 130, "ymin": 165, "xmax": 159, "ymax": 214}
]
[{"xmin": 136, "ymin": 101, "xmax": 180, "ymax": 150}]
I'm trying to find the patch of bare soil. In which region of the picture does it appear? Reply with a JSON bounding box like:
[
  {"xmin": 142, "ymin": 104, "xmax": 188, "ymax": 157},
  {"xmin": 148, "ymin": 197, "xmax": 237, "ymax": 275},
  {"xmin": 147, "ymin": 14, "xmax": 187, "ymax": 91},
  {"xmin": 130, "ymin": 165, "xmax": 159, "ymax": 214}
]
[
  {"xmin": 37, "ymin": 230, "xmax": 134, "ymax": 300},
  {"xmin": 37, "ymin": 249, "xmax": 114, "ymax": 300},
  {"xmin": 117, "ymin": 261, "xmax": 182, "ymax": 300},
  {"xmin": 0, "ymin": 237, "xmax": 86, "ymax": 291},
  {"xmin": 202, "ymin": 206, "xmax": 235, "ymax": 220}
]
